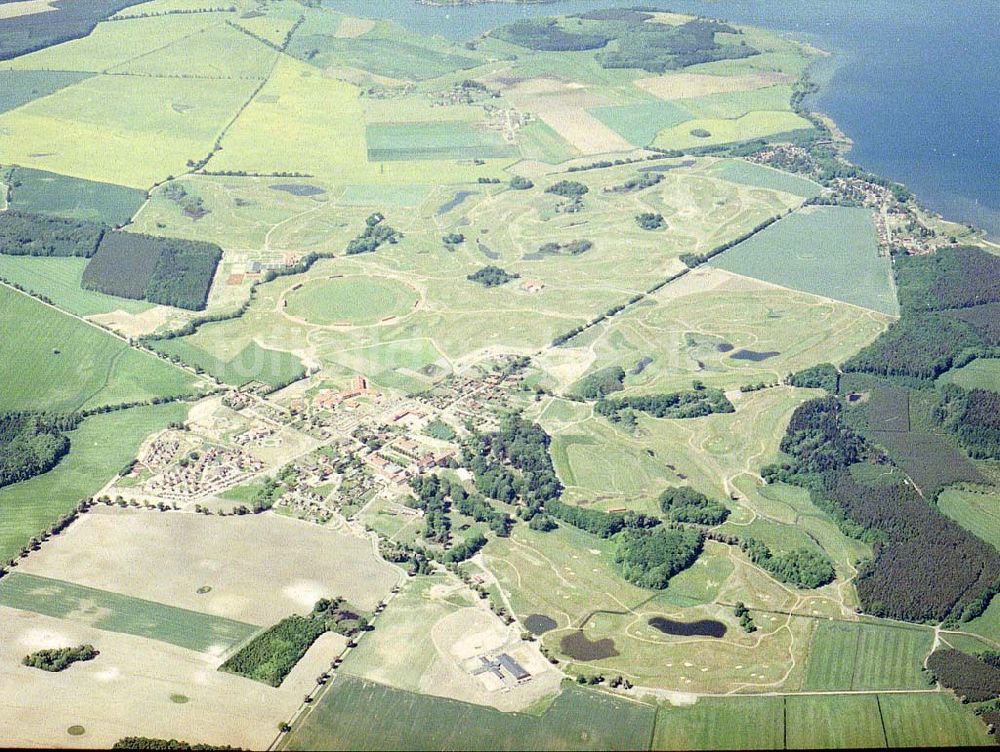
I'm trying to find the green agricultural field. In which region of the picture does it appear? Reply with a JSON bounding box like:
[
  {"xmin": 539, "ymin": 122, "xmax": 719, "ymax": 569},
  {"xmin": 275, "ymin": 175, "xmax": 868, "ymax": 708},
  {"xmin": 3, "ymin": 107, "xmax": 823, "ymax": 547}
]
[
  {"xmin": 588, "ymin": 100, "xmax": 694, "ymax": 147},
  {"xmin": 653, "ymin": 110, "xmax": 813, "ymax": 151},
  {"xmin": 367, "ymin": 121, "xmax": 517, "ymax": 162},
  {"xmin": 517, "ymin": 120, "xmax": 579, "ymax": 164},
  {"xmin": 679, "ymin": 85, "xmax": 796, "ymax": 120},
  {"xmin": 0, "ymin": 70, "xmax": 92, "ymax": 115},
  {"xmin": 0, "ymin": 256, "xmax": 150, "ymax": 316},
  {"xmin": 283, "ymin": 675, "xmax": 657, "ymax": 751},
  {"xmin": 878, "ymin": 693, "xmax": 991, "ymax": 747},
  {"xmin": 0, "ymin": 572, "xmax": 258, "ymax": 654},
  {"xmin": 0, "ymin": 286, "xmax": 199, "ymax": 412},
  {"xmin": 804, "ymin": 620, "xmax": 933, "ymax": 691},
  {"xmin": 0, "ymin": 402, "xmax": 187, "ymax": 564},
  {"xmin": 938, "ymin": 488, "xmax": 1000, "ymax": 552},
  {"xmin": 709, "ymin": 205, "xmax": 899, "ymax": 315},
  {"xmin": 707, "ymin": 158, "xmax": 823, "ymax": 198},
  {"xmin": 784, "ymin": 694, "xmax": 887, "ymax": 749},
  {"xmin": 0, "ymin": 73, "xmax": 261, "ymax": 188},
  {"xmin": 284, "ymin": 276, "xmax": 419, "ymax": 326},
  {"xmin": 653, "ymin": 696, "xmax": 785, "ymax": 750},
  {"xmin": 5, "ymin": 166, "xmax": 146, "ymax": 226},
  {"xmin": 152, "ymin": 338, "xmax": 304, "ymax": 389},
  {"xmin": 335, "ymin": 184, "xmax": 434, "ymax": 208},
  {"xmin": 939, "ymin": 358, "xmax": 1000, "ymax": 391}
]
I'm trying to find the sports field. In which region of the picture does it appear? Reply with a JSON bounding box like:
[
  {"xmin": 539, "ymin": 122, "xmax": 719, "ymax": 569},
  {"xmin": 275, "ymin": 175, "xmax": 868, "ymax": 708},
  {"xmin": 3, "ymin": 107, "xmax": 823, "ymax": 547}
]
[
  {"xmin": 284, "ymin": 675, "xmax": 657, "ymax": 751},
  {"xmin": 284, "ymin": 276, "xmax": 419, "ymax": 326},
  {"xmin": 709, "ymin": 206, "xmax": 899, "ymax": 315},
  {"xmin": 0, "ymin": 402, "xmax": 189, "ymax": 563},
  {"xmin": 0, "ymin": 286, "xmax": 198, "ymax": 412},
  {"xmin": 0, "ymin": 572, "xmax": 258, "ymax": 654}
]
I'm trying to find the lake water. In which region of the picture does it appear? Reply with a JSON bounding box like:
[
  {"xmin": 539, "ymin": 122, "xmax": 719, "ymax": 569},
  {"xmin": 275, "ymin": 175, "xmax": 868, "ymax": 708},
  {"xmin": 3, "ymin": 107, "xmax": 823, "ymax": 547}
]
[{"xmin": 326, "ymin": 0, "xmax": 999, "ymax": 237}]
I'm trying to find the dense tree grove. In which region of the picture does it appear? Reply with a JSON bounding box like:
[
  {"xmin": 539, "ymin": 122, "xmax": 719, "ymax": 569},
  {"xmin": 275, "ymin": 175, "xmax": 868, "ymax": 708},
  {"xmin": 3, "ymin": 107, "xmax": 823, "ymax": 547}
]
[
  {"xmin": 492, "ymin": 18, "xmax": 611, "ymax": 51},
  {"xmin": 112, "ymin": 739, "xmax": 237, "ymax": 751},
  {"xmin": 927, "ymin": 649, "xmax": 1000, "ymax": 703},
  {"xmin": 635, "ymin": 212, "xmax": 665, "ymax": 230},
  {"xmin": 509, "ymin": 175, "xmax": 534, "ymax": 190},
  {"xmin": 0, "ymin": 210, "xmax": 104, "ymax": 257},
  {"xmin": 659, "ymin": 486, "xmax": 729, "ymax": 525},
  {"xmin": 0, "ymin": 412, "xmax": 77, "ymax": 488},
  {"xmin": 464, "ymin": 414, "xmax": 562, "ymax": 518},
  {"xmin": 545, "ymin": 180, "xmax": 589, "ymax": 198},
  {"xmin": 81, "ymin": 231, "xmax": 222, "ymax": 311},
  {"xmin": 895, "ymin": 245, "xmax": 1000, "ymax": 313},
  {"xmin": 596, "ymin": 385, "xmax": 734, "ymax": 420},
  {"xmin": 22, "ymin": 644, "xmax": 98, "ymax": 672},
  {"xmin": 467, "ymin": 265, "xmax": 519, "ymax": 287},
  {"xmin": 740, "ymin": 538, "xmax": 835, "ymax": 589},
  {"xmin": 538, "ymin": 239, "xmax": 593, "ymax": 256},
  {"xmin": 763, "ymin": 397, "xmax": 1000, "ymax": 621},
  {"xmin": 609, "ymin": 172, "xmax": 663, "ymax": 193},
  {"xmin": 571, "ymin": 366, "xmax": 625, "ymax": 400},
  {"xmin": 545, "ymin": 498, "xmax": 659, "ymax": 538},
  {"xmin": 599, "ymin": 19, "xmax": 757, "ymax": 73},
  {"xmin": 786, "ymin": 362, "xmax": 839, "ymax": 393},
  {"xmin": 614, "ymin": 526, "xmax": 704, "ymax": 589},
  {"xmin": 410, "ymin": 473, "xmax": 512, "ymax": 540},
  {"xmin": 345, "ymin": 213, "xmax": 401, "ymax": 255},
  {"xmin": 933, "ymin": 385, "xmax": 1000, "ymax": 459},
  {"xmin": 444, "ymin": 532, "xmax": 487, "ymax": 563}
]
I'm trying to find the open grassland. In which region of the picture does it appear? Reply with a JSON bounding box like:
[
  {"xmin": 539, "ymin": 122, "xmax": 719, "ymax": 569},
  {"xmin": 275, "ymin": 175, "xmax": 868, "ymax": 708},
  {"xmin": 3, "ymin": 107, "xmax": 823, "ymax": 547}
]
[
  {"xmin": 16, "ymin": 508, "xmax": 402, "ymax": 623},
  {"xmin": 653, "ymin": 696, "xmax": 784, "ymax": 750},
  {"xmin": 785, "ymin": 694, "xmax": 887, "ymax": 749},
  {"xmin": 0, "ymin": 69, "xmax": 91, "ymax": 114},
  {"xmin": 0, "ymin": 572, "xmax": 258, "ymax": 654},
  {"xmin": 879, "ymin": 693, "xmax": 992, "ymax": 747},
  {"xmin": 5, "ymin": 167, "xmax": 145, "ymax": 226},
  {"xmin": 284, "ymin": 276, "xmax": 419, "ymax": 326},
  {"xmin": 0, "ymin": 605, "xmax": 339, "ymax": 750},
  {"xmin": 707, "ymin": 158, "xmax": 822, "ymax": 199},
  {"xmin": 4, "ymin": 12, "xmax": 226, "ymax": 72},
  {"xmin": 0, "ymin": 286, "xmax": 198, "ymax": 412},
  {"xmin": 0, "ymin": 402, "xmax": 188, "ymax": 563},
  {"xmin": 152, "ymin": 338, "xmax": 304, "ymax": 388},
  {"xmin": 803, "ymin": 620, "xmax": 932, "ymax": 691},
  {"xmin": 0, "ymin": 256, "xmax": 150, "ymax": 316},
  {"xmin": 937, "ymin": 487, "xmax": 1000, "ymax": 552},
  {"xmin": 109, "ymin": 22, "xmax": 277, "ymax": 79},
  {"xmin": 939, "ymin": 358, "xmax": 1000, "ymax": 391},
  {"xmin": 0, "ymin": 73, "xmax": 260, "ymax": 188},
  {"xmin": 653, "ymin": 110, "xmax": 813, "ymax": 151},
  {"xmin": 284, "ymin": 675, "xmax": 656, "ymax": 751},
  {"xmin": 710, "ymin": 206, "xmax": 899, "ymax": 315},
  {"xmin": 635, "ymin": 71, "xmax": 795, "ymax": 101}
]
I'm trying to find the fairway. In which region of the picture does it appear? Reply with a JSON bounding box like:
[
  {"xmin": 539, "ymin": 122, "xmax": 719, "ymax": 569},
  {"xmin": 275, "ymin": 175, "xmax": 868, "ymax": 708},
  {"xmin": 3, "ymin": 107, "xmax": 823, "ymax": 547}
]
[
  {"xmin": 710, "ymin": 206, "xmax": 899, "ymax": 315},
  {"xmin": 804, "ymin": 620, "xmax": 932, "ymax": 691},
  {"xmin": 284, "ymin": 276, "xmax": 419, "ymax": 326},
  {"xmin": 284, "ymin": 675, "xmax": 657, "ymax": 751},
  {"xmin": 653, "ymin": 696, "xmax": 784, "ymax": 750},
  {"xmin": 0, "ymin": 286, "xmax": 198, "ymax": 412},
  {"xmin": 0, "ymin": 572, "xmax": 258, "ymax": 655},
  {"xmin": 0, "ymin": 402, "xmax": 189, "ymax": 563}
]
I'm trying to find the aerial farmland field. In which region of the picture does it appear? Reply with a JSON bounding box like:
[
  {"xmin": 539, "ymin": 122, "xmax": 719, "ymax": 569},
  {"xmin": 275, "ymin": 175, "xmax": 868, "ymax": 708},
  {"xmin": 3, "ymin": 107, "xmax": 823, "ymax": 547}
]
[{"xmin": 0, "ymin": 0, "xmax": 996, "ymax": 749}]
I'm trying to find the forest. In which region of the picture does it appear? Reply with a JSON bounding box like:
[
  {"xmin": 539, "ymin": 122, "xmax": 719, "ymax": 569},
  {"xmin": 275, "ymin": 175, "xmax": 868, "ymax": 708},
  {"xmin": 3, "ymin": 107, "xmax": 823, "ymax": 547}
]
[
  {"xmin": 0, "ymin": 412, "xmax": 78, "ymax": 489},
  {"xmin": 571, "ymin": 366, "xmax": 625, "ymax": 400},
  {"xmin": 740, "ymin": 538, "xmax": 835, "ymax": 589},
  {"xmin": 927, "ymin": 649, "xmax": 1000, "ymax": 703},
  {"xmin": 0, "ymin": 211, "xmax": 104, "ymax": 257},
  {"xmin": 614, "ymin": 526, "xmax": 704, "ymax": 589},
  {"xmin": 933, "ymin": 385, "xmax": 1000, "ymax": 460},
  {"xmin": 81, "ymin": 231, "xmax": 222, "ymax": 311},
  {"xmin": 659, "ymin": 486, "xmax": 729, "ymax": 525}
]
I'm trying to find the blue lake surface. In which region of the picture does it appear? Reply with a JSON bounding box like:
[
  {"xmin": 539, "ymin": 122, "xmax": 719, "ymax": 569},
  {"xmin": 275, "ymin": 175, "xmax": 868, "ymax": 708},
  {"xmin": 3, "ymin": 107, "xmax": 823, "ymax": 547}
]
[{"xmin": 326, "ymin": 0, "xmax": 999, "ymax": 237}]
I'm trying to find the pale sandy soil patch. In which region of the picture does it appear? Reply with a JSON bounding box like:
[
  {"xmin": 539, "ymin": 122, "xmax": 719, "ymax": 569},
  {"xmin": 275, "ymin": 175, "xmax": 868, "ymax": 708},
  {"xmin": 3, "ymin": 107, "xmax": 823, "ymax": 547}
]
[
  {"xmin": 0, "ymin": 606, "xmax": 331, "ymax": 749},
  {"xmin": 0, "ymin": 0, "xmax": 54, "ymax": 19},
  {"xmin": 16, "ymin": 509, "xmax": 402, "ymax": 623},
  {"xmin": 636, "ymin": 71, "xmax": 795, "ymax": 100},
  {"xmin": 334, "ymin": 16, "xmax": 375, "ymax": 38},
  {"xmin": 87, "ymin": 305, "xmax": 178, "ymax": 338},
  {"xmin": 646, "ymin": 11, "xmax": 696, "ymax": 25}
]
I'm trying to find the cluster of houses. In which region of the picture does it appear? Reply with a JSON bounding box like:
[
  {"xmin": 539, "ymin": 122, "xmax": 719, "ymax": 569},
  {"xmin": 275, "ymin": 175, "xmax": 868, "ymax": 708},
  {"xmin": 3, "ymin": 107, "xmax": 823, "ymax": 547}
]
[{"xmin": 144, "ymin": 445, "xmax": 264, "ymax": 500}]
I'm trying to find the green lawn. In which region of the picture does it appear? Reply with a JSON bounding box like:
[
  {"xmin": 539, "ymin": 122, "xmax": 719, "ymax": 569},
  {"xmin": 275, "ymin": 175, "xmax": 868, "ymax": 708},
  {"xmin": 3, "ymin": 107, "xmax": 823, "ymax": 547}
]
[
  {"xmin": 709, "ymin": 205, "xmax": 899, "ymax": 316},
  {"xmin": 0, "ymin": 256, "xmax": 150, "ymax": 316},
  {"xmin": 0, "ymin": 572, "xmax": 258, "ymax": 654},
  {"xmin": 0, "ymin": 286, "xmax": 198, "ymax": 412},
  {"xmin": 285, "ymin": 276, "xmax": 418, "ymax": 326},
  {"xmin": 804, "ymin": 620, "xmax": 933, "ymax": 691},
  {"xmin": 283, "ymin": 675, "xmax": 656, "ymax": 751},
  {"xmin": 653, "ymin": 696, "xmax": 784, "ymax": 750},
  {"xmin": 0, "ymin": 402, "xmax": 188, "ymax": 563}
]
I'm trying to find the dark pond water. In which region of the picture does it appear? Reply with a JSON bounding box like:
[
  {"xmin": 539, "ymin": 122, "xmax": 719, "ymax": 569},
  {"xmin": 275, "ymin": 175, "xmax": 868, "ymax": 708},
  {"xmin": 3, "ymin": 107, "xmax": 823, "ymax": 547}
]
[
  {"xmin": 524, "ymin": 613, "xmax": 558, "ymax": 635},
  {"xmin": 648, "ymin": 616, "xmax": 727, "ymax": 638},
  {"xmin": 270, "ymin": 184, "xmax": 325, "ymax": 197},
  {"xmin": 730, "ymin": 349, "xmax": 780, "ymax": 362},
  {"xmin": 436, "ymin": 190, "xmax": 476, "ymax": 216},
  {"xmin": 560, "ymin": 630, "xmax": 620, "ymax": 660}
]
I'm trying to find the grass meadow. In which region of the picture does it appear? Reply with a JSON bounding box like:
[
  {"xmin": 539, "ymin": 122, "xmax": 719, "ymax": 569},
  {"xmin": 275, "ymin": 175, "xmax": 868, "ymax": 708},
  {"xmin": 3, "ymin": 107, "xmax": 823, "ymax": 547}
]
[
  {"xmin": 653, "ymin": 696, "xmax": 784, "ymax": 750},
  {"xmin": 937, "ymin": 487, "xmax": 1000, "ymax": 552},
  {"xmin": 6, "ymin": 166, "xmax": 145, "ymax": 226},
  {"xmin": 939, "ymin": 358, "xmax": 1000, "ymax": 391},
  {"xmin": 0, "ymin": 572, "xmax": 258, "ymax": 654},
  {"xmin": 0, "ymin": 402, "xmax": 188, "ymax": 563},
  {"xmin": 0, "ymin": 256, "xmax": 150, "ymax": 316},
  {"xmin": 0, "ymin": 286, "xmax": 198, "ymax": 412},
  {"xmin": 803, "ymin": 620, "xmax": 932, "ymax": 691},
  {"xmin": 284, "ymin": 276, "xmax": 418, "ymax": 326}
]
